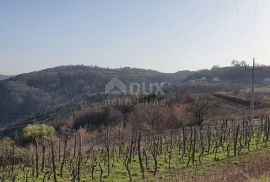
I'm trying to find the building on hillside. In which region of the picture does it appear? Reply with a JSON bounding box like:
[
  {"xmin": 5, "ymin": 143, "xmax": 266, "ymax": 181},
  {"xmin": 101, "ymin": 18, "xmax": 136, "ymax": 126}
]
[
  {"xmin": 199, "ymin": 77, "xmax": 207, "ymax": 82},
  {"xmin": 212, "ymin": 77, "xmax": 220, "ymax": 82}
]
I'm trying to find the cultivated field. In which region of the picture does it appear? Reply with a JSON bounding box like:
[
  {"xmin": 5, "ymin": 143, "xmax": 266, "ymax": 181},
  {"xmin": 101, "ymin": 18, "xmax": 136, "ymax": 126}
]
[{"xmin": 2, "ymin": 117, "xmax": 270, "ymax": 182}]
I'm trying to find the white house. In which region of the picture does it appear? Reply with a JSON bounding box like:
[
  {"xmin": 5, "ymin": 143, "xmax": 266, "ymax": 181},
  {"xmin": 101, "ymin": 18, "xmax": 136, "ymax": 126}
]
[
  {"xmin": 212, "ymin": 77, "xmax": 220, "ymax": 82},
  {"xmin": 199, "ymin": 77, "xmax": 207, "ymax": 82}
]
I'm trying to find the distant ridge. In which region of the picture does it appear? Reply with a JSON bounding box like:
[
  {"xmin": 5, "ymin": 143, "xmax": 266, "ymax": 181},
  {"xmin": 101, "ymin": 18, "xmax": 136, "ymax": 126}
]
[
  {"xmin": 1, "ymin": 64, "xmax": 270, "ymax": 127},
  {"xmin": 0, "ymin": 74, "xmax": 12, "ymax": 80},
  {"xmin": 0, "ymin": 65, "xmax": 192, "ymax": 125}
]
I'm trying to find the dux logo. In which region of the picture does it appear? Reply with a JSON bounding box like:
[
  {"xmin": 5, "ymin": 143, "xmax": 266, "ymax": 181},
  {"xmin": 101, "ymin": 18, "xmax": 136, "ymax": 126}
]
[
  {"xmin": 105, "ymin": 77, "xmax": 167, "ymax": 95},
  {"xmin": 105, "ymin": 77, "xmax": 127, "ymax": 95}
]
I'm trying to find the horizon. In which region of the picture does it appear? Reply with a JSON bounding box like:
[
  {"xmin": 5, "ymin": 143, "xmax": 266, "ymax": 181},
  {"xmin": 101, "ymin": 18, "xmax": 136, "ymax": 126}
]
[
  {"xmin": 2, "ymin": 61, "xmax": 270, "ymax": 76},
  {"xmin": 1, "ymin": 0, "xmax": 270, "ymax": 75},
  {"xmin": 0, "ymin": 63, "xmax": 230, "ymax": 75},
  {"xmin": 0, "ymin": 64, "xmax": 220, "ymax": 76},
  {"xmin": 1, "ymin": 60, "xmax": 269, "ymax": 75}
]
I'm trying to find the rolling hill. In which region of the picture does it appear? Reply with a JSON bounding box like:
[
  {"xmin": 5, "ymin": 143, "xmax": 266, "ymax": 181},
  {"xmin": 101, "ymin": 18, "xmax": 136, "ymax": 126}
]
[
  {"xmin": 1, "ymin": 65, "xmax": 270, "ymax": 127},
  {"xmin": 185, "ymin": 66, "xmax": 270, "ymax": 84},
  {"xmin": 0, "ymin": 65, "xmax": 192, "ymax": 125}
]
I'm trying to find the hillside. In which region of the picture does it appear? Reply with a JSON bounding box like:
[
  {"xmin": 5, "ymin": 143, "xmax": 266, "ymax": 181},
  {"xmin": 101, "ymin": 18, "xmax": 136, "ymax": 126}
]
[
  {"xmin": 0, "ymin": 65, "xmax": 191, "ymax": 125},
  {"xmin": 185, "ymin": 66, "xmax": 270, "ymax": 84},
  {"xmin": 1, "ymin": 65, "xmax": 270, "ymax": 127}
]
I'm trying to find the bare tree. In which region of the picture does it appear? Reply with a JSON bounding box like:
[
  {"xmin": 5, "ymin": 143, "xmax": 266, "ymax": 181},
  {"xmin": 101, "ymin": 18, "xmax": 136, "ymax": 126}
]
[
  {"xmin": 188, "ymin": 95, "xmax": 210, "ymax": 125},
  {"xmin": 133, "ymin": 105, "xmax": 169, "ymax": 131},
  {"xmin": 231, "ymin": 60, "xmax": 237, "ymax": 67},
  {"xmin": 240, "ymin": 60, "xmax": 247, "ymax": 67}
]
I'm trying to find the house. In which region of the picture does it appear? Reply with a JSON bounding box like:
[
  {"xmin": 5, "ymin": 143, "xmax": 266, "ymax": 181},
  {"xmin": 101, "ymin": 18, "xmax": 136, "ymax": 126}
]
[
  {"xmin": 199, "ymin": 77, "xmax": 207, "ymax": 82},
  {"xmin": 212, "ymin": 77, "xmax": 220, "ymax": 82}
]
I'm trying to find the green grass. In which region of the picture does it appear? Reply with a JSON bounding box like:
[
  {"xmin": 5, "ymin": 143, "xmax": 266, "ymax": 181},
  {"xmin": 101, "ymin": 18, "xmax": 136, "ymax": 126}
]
[
  {"xmin": 255, "ymin": 86, "xmax": 270, "ymax": 93},
  {"xmin": 2, "ymin": 138, "xmax": 270, "ymax": 182},
  {"xmin": 2, "ymin": 129, "xmax": 270, "ymax": 182}
]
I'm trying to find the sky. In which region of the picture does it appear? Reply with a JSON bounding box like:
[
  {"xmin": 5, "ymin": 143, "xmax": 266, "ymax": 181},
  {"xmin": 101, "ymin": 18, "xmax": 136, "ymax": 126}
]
[{"xmin": 1, "ymin": 0, "xmax": 270, "ymax": 75}]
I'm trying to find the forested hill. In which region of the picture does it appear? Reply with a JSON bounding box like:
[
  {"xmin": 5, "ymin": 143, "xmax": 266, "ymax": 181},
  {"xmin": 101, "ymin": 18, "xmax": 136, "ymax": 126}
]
[
  {"xmin": 0, "ymin": 65, "xmax": 191, "ymax": 125},
  {"xmin": 0, "ymin": 65, "xmax": 270, "ymax": 126},
  {"xmin": 185, "ymin": 66, "xmax": 270, "ymax": 83}
]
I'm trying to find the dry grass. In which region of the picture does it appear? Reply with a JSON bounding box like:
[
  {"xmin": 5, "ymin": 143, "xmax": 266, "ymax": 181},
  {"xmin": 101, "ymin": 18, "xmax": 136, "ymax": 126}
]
[{"xmin": 187, "ymin": 154, "xmax": 270, "ymax": 182}]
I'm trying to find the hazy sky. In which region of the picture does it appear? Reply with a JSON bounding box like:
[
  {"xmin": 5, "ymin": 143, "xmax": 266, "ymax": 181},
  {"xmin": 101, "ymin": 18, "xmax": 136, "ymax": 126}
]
[{"xmin": 1, "ymin": 0, "xmax": 270, "ymax": 75}]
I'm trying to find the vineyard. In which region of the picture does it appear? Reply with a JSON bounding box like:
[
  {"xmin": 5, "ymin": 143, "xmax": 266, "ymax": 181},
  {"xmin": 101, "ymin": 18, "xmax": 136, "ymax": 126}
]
[{"xmin": 1, "ymin": 117, "xmax": 270, "ymax": 182}]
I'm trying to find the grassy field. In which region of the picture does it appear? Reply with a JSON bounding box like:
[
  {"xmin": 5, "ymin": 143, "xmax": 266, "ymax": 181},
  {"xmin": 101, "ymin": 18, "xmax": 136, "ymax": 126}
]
[{"xmin": 256, "ymin": 86, "xmax": 270, "ymax": 93}]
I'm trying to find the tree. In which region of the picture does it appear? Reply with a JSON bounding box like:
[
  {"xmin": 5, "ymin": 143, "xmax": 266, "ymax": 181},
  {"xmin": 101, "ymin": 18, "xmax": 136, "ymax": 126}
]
[
  {"xmin": 231, "ymin": 60, "xmax": 243, "ymax": 67},
  {"xmin": 23, "ymin": 124, "xmax": 56, "ymax": 139},
  {"xmin": 188, "ymin": 95, "xmax": 210, "ymax": 125},
  {"xmin": 212, "ymin": 65, "xmax": 220, "ymax": 70},
  {"xmin": 240, "ymin": 61, "xmax": 247, "ymax": 67},
  {"xmin": 231, "ymin": 60, "xmax": 237, "ymax": 67},
  {"xmin": 131, "ymin": 105, "xmax": 168, "ymax": 131},
  {"xmin": 23, "ymin": 124, "xmax": 56, "ymax": 177}
]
